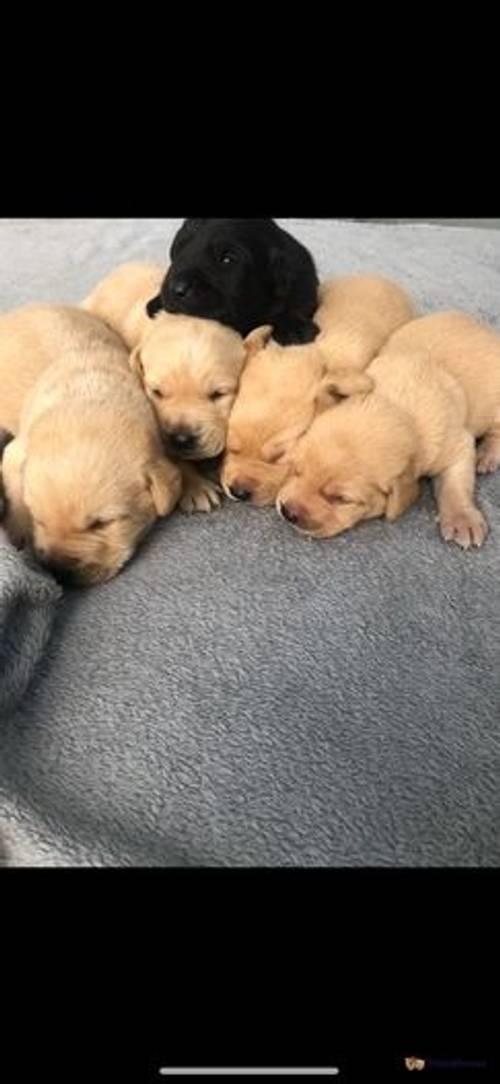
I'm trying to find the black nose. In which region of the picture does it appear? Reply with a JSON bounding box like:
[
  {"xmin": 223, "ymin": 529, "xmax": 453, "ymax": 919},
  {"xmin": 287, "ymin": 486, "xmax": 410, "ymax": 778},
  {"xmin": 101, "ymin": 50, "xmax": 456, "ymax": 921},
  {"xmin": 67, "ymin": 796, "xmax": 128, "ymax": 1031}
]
[
  {"xmin": 168, "ymin": 430, "xmax": 197, "ymax": 455},
  {"xmin": 229, "ymin": 485, "xmax": 252, "ymax": 502},
  {"xmin": 171, "ymin": 275, "xmax": 192, "ymax": 299},
  {"xmin": 281, "ymin": 502, "xmax": 300, "ymax": 525},
  {"xmin": 37, "ymin": 555, "xmax": 80, "ymax": 586}
]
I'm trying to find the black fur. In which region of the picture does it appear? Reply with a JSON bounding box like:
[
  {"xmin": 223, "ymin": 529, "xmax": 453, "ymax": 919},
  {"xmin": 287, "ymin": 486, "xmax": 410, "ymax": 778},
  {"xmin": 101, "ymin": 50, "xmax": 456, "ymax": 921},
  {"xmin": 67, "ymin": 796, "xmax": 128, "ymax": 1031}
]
[{"xmin": 146, "ymin": 218, "xmax": 320, "ymax": 345}]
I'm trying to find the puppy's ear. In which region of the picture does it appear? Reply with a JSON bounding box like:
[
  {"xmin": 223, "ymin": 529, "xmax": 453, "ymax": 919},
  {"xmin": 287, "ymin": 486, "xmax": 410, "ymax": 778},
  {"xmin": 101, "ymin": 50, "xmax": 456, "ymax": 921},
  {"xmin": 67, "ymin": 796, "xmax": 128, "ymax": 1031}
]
[
  {"xmin": 146, "ymin": 295, "xmax": 163, "ymax": 320},
  {"xmin": 130, "ymin": 345, "xmax": 144, "ymax": 381},
  {"xmin": 315, "ymin": 369, "xmax": 374, "ymax": 412},
  {"xmin": 385, "ymin": 461, "xmax": 420, "ymax": 521},
  {"xmin": 243, "ymin": 325, "xmax": 274, "ymax": 357},
  {"xmin": 145, "ymin": 457, "xmax": 182, "ymax": 517}
]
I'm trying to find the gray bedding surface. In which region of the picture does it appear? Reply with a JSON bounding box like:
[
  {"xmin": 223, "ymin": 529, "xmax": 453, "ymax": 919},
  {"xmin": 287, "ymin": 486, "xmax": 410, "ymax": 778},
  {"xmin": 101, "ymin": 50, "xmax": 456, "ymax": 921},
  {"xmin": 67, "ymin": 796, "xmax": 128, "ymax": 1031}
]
[{"xmin": 1, "ymin": 218, "xmax": 499, "ymax": 866}]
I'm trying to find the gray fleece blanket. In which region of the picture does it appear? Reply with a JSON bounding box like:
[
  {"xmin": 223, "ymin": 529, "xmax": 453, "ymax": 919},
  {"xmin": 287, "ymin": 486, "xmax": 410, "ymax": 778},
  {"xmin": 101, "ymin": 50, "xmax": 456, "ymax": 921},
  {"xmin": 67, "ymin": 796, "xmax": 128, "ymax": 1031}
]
[
  {"xmin": 1, "ymin": 218, "xmax": 500, "ymax": 866},
  {"xmin": 0, "ymin": 527, "xmax": 62, "ymax": 718}
]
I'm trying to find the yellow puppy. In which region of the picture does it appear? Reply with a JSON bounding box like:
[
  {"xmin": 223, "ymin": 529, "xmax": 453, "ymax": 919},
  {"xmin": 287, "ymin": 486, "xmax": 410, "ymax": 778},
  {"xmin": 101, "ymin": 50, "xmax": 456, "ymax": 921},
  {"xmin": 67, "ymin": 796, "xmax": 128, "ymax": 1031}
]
[
  {"xmin": 315, "ymin": 274, "xmax": 416, "ymax": 367},
  {"xmin": 83, "ymin": 262, "xmax": 272, "ymax": 511},
  {"xmin": 277, "ymin": 311, "xmax": 500, "ymax": 549},
  {"xmin": 1, "ymin": 306, "xmax": 181, "ymax": 585},
  {"xmin": 0, "ymin": 305, "xmax": 124, "ymax": 435},
  {"xmin": 222, "ymin": 275, "xmax": 415, "ymax": 506},
  {"xmin": 82, "ymin": 261, "xmax": 164, "ymax": 349}
]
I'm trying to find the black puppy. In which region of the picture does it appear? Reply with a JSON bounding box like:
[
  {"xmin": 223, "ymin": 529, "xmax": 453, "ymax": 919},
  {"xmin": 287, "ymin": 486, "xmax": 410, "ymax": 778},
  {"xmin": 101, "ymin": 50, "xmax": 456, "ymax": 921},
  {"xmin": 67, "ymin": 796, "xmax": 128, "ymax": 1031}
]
[{"xmin": 146, "ymin": 218, "xmax": 320, "ymax": 345}]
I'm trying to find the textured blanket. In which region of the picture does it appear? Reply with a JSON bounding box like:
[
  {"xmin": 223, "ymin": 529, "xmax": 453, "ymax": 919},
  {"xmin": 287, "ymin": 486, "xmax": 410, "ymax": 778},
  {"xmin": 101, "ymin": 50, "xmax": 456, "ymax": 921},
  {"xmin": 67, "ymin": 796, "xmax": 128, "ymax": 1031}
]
[
  {"xmin": 1, "ymin": 218, "xmax": 499, "ymax": 866},
  {"xmin": 0, "ymin": 527, "xmax": 62, "ymax": 718}
]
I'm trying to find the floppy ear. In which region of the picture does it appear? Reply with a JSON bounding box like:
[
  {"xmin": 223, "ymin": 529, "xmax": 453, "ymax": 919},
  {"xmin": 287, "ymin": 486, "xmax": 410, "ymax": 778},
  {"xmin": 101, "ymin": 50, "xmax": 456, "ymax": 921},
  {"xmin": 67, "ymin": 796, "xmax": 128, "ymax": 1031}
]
[
  {"xmin": 261, "ymin": 423, "xmax": 310, "ymax": 464},
  {"xmin": 145, "ymin": 457, "xmax": 182, "ymax": 517},
  {"xmin": 385, "ymin": 461, "xmax": 420, "ymax": 521},
  {"xmin": 243, "ymin": 325, "xmax": 274, "ymax": 357},
  {"xmin": 130, "ymin": 345, "xmax": 144, "ymax": 380},
  {"xmin": 315, "ymin": 369, "xmax": 374, "ymax": 412}
]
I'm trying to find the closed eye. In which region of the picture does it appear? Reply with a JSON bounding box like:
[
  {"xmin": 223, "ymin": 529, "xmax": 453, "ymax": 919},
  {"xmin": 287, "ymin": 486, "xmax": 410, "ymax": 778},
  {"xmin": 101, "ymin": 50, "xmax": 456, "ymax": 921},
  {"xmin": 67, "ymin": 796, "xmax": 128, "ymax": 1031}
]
[
  {"xmin": 87, "ymin": 517, "xmax": 113, "ymax": 531},
  {"xmin": 322, "ymin": 492, "xmax": 352, "ymax": 506},
  {"xmin": 209, "ymin": 389, "xmax": 234, "ymax": 401},
  {"xmin": 266, "ymin": 449, "xmax": 287, "ymax": 464},
  {"xmin": 86, "ymin": 515, "xmax": 130, "ymax": 531}
]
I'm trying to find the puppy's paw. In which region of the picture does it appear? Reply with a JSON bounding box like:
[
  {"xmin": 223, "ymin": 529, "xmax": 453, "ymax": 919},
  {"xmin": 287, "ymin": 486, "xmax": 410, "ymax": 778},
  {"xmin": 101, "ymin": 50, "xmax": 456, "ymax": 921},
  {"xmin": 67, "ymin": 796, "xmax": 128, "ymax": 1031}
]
[
  {"xmin": 439, "ymin": 505, "xmax": 488, "ymax": 549},
  {"xmin": 476, "ymin": 440, "xmax": 500, "ymax": 475},
  {"xmin": 179, "ymin": 474, "xmax": 222, "ymax": 514}
]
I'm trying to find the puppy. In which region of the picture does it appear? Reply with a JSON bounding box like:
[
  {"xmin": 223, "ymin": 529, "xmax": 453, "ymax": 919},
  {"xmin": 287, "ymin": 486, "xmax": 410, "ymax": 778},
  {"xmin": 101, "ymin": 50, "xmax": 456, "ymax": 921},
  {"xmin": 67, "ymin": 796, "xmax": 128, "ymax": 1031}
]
[
  {"xmin": 83, "ymin": 262, "xmax": 273, "ymax": 512},
  {"xmin": 82, "ymin": 261, "xmax": 164, "ymax": 348},
  {"xmin": 277, "ymin": 311, "xmax": 500, "ymax": 549},
  {"xmin": 0, "ymin": 304, "xmax": 125, "ymax": 435},
  {"xmin": 1, "ymin": 306, "xmax": 182, "ymax": 585},
  {"xmin": 146, "ymin": 218, "xmax": 320, "ymax": 345},
  {"xmin": 314, "ymin": 274, "xmax": 416, "ymax": 367},
  {"xmin": 222, "ymin": 275, "xmax": 415, "ymax": 507}
]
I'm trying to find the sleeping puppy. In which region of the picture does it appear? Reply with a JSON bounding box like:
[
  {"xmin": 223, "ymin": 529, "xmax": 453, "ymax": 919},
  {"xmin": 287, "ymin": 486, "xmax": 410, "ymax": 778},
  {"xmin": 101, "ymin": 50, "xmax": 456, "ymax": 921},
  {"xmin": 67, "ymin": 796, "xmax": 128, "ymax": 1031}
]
[
  {"xmin": 146, "ymin": 218, "xmax": 320, "ymax": 345},
  {"xmin": 83, "ymin": 262, "xmax": 273, "ymax": 511},
  {"xmin": 221, "ymin": 275, "xmax": 415, "ymax": 507},
  {"xmin": 130, "ymin": 314, "xmax": 272, "ymax": 459},
  {"xmin": 82, "ymin": 261, "xmax": 164, "ymax": 348},
  {"xmin": 314, "ymin": 274, "xmax": 416, "ymax": 366},
  {"xmin": 1, "ymin": 306, "xmax": 182, "ymax": 585},
  {"xmin": 277, "ymin": 311, "xmax": 500, "ymax": 549}
]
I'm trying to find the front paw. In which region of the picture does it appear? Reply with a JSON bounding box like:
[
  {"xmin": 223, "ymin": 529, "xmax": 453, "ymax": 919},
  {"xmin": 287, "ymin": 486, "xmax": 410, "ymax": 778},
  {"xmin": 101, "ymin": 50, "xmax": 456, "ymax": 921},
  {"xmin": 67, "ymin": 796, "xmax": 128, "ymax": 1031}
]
[
  {"xmin": 439, "ymin": 505, "xmax": 488, "ymax": 549},
  {"xmin": 180, "ymin": 474, "xmax": 222, "ymax": 514}
]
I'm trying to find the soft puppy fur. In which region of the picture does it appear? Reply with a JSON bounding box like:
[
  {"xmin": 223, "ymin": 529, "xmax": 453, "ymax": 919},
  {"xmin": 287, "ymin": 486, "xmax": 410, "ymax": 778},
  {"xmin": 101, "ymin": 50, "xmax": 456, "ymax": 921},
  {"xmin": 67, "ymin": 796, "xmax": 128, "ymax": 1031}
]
[
  {"xmin": 277, "ymin": 311, "xmax": 500, "ymax": 548},
  {"xmin": 146, "ymin": 218, "xmax": 320, "ymax": 345},
  {"xmin": 82, "ymin": 261, "xmax": 164, "ymax": 348},
  {"xmin": 130, "ymin": 313, "xmax": 272, "ymax": 461},
  {"xmin": 222, "ymin": 275, "xmax": 415, "ymax": 507},
  {"xmin": 314, "ymin": 274, "xmax": 416, "ymax": 366},
  {"xmin": 1, "ymin": 306, "xmax": 182, "ymax": 585},
  {"xmin": 84, "ymin": 262, "xmax": 273, "ymax": 512}
]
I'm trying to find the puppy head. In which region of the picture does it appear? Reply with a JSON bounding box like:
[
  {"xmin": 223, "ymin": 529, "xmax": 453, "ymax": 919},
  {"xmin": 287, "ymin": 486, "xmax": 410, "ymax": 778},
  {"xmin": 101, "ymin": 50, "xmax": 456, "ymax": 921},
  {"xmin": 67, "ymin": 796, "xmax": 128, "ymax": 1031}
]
[
  {"xmin": 131, "ymin": 315, "xmax": 272, "ymax": 461},
  {"xmin": 222, "ymin": 347, "xmax": 373, "ymax": 507},
  {"xmin": 276, "ymin": 395, "xmax": 419, "ymax": 539},
  {"xmin": 158, "ymin": 218, "xmax": 317, "ymax": 338},
  {"xmin": 5, "ymin": 415, "xmax": 181, "ymax": 586}
]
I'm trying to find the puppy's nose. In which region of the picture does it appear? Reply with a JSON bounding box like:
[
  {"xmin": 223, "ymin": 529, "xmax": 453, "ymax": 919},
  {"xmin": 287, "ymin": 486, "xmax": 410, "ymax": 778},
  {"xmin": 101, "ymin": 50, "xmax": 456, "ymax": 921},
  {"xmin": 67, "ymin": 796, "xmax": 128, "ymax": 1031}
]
[
  {"xmin": 229, "ymin": 485, "xmax": 252, "ymax": 502},
  {"xmin": 171, "ymin": 275, "xmax": 192, "ymax": 299},
  {"xmin": 280, "ymin": 501, "xmax": 302, "ymax": 526},
  {"xmin": 37, "ymin": 554, "xmax": 80, "ymax": 586},
  {"xmin": 168, "ymin": 429, "xmax": 197, "ymax": 455}
]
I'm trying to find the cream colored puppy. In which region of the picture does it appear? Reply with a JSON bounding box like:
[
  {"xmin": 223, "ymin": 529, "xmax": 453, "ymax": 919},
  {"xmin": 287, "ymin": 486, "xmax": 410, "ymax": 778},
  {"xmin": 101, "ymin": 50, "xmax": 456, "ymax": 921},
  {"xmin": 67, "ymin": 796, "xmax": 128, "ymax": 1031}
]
[
  {"xmin": 277, "ymin": 311, "xmax": 500, "ymax": 549},
  {"xmin": 222, "ymin": 275, "xmax": 415, "ymax": 506},
  {"xmin": 1, "ymin": 306, "xmax": 181, "ymax": 585},
  {"xmin": 83, "ymin": 262, "xmax": 272, "ymax": 512},
  {"xmin": 82, "ymin": 261, "xmax": 164, "ymax": 348},
  {"xmin": 315, "ymin": 274, "xmax": 416, "ymax": 367}
]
